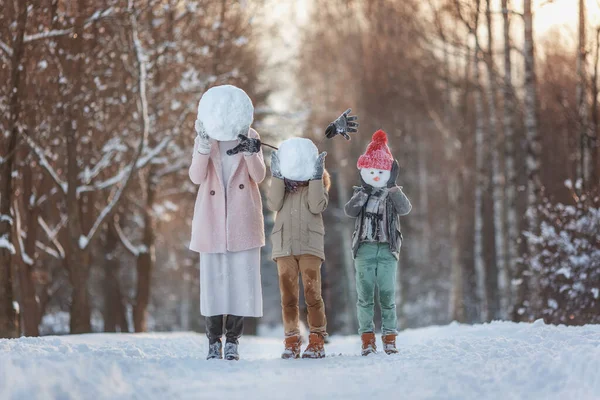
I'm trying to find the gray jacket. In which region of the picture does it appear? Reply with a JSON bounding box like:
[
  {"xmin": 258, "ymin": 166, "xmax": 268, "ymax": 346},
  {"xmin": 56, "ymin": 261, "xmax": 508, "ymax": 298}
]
[{"xmin": 344, "ymin": 186, "xmax": 412, "ymax": 260}]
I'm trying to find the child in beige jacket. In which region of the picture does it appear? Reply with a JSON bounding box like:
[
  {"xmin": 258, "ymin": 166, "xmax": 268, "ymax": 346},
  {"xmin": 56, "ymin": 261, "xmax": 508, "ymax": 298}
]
[{"xmin": 267, "ymin": 138, "xmax": 330, "ymax": 359}]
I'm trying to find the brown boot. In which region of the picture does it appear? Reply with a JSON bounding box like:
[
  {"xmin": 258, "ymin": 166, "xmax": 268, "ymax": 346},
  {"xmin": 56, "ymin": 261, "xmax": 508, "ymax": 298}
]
[
  {"xmin": 281, "ymin": 335, "xmax": 302, "ymax": 359},
  {"xmin": 301, "ymin": 333, "xmax": 326, "ymax": 359},
  {"xmin": 361, "ymin": 332, "xmax": 377, "ymax": 356},
  {"xmin": 382, "ymin": 334, "xmax": 399, "ymax": 355}
]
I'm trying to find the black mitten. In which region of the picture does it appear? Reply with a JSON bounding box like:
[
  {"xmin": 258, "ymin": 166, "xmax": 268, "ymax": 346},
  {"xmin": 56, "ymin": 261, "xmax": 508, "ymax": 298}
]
[
  {"xmin": 324, "ymin": 108, "xmax": 359, "ymax": 140},
  {"xmin": 387, "ymin": 160, "xmax": 399, "ymax": 188},
  {"xmin": 227, "ymin": 134, "xmax": 261, "ymax": 156}
]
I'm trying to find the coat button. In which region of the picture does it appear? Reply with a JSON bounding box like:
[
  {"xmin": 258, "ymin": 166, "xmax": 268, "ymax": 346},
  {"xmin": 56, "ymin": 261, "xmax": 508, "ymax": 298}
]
[
  {"xmin": 239, "ymin": 184, "xmax": 244, "ymax": 189},
  {"xmin": 210, "ymin": 190, "xmax": 215, "ymax": 195}
]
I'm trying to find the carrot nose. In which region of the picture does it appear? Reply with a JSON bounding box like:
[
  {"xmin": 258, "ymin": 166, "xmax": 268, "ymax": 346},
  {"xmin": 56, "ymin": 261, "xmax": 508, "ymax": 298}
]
[{"xmin": 373, "ymin": 176, "xmax": 380, "ymax": 182}]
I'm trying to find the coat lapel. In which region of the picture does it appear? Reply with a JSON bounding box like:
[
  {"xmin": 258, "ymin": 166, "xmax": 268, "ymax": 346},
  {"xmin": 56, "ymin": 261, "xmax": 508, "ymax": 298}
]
[
  {"xmin": 226, "ymin": 153, "xmax": 243, "ymax": 188},
  {"xmin": 210, "ymin": 140, "xmax": 225, "ymax": 191}
]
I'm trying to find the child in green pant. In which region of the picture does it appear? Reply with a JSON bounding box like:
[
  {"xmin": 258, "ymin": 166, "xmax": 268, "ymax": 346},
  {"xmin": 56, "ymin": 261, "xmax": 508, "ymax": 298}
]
[{"xmin": 344, "ymin": 130, "xmax": 412, "ymax": 356}]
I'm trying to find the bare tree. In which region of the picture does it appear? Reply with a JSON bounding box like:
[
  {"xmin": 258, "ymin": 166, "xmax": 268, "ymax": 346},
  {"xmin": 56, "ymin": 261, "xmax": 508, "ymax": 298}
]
[
  {"xmin": 513, "ymin": 0, "xmax": 541, "ymax": 321},
  {"xmin": 0, "ymin": 0, "xmax": 28, "ymax": 338},
  {"xmin": 502, "ymin": 0, "xmax": 518, "ymax": 315},
  {"xmin": 454, "ymin": 0, "xmax": 487, "ymax": 321},
  {"xmin": 576, "ymin": 0, "xmax": 591, "ymax": 188},
  {"xmin": 591, "ymin": 26, "xmax": 600, "ymax": 185},
  {"xmin": 483, "ymin": 0, "xmax": 505, "ymax": 319}
]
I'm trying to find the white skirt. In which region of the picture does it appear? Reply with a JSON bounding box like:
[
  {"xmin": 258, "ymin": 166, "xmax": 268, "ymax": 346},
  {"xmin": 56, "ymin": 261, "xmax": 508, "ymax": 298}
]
[{"xmin": 200, "ymin": 248, "xmax": 263, "ymax": 317}]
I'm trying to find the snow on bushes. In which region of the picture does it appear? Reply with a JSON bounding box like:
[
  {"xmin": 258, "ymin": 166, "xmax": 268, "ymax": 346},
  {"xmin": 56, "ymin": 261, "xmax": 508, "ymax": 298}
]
[
  {"xmin": 195, "ymin": 85, "xmax": 254, "ymax": 141},
  {"xmin": 525, "ymin": 193, "xmax": 600, "ymax": 325},
  {"xmin": 277, "ymin": 137, "xmax": 318, "ymax": 181}
]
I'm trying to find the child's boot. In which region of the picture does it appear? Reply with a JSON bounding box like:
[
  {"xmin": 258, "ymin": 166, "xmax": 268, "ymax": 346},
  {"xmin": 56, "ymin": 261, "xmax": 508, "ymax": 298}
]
[
  {"xmin": 302, "ymin": 333, "xmax": 326, "ymax": 359},
  {"xmin": 382, "ymin": 334, "xmax": 399, "ymax": 355},
  {"xmin": 361, "ymin": 332, "xmax": 377, "ymax": 356},
  {"xmin": 282, "ymin": 335, "xmax": 302, "ymax": 359}
]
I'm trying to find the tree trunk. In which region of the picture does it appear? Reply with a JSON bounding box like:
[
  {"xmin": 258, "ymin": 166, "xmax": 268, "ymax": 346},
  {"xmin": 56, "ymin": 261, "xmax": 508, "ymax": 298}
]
[
  {"xmin": 17, "ymin": 161, "xmax": 41, "ymax": 336},
  {"xmin": 103, "ymin": 223, "xmax": 127, "ymax": 333},
  {"xmin": 484, "ymin": 0, "xmax": 507, "ymax": 319},
  {"xmin": 333, "ymin": 138, "xmax": 358, "ymax": 334},
  {"xmin": 417, "ymin": 131, "xmax": 431, "ymax": 266},
  {"xmin": 0, "ymin": 0, "xmax": 28, "ymax": 339},
  {"xmin": 483, "ymin": 161, "xmax": 500, "ymax": 321},
  {"xmin": 577, "ymin": 0, "xmax": 591, "ymax": 188},
  {"xmin": 513, "ymin": 0, "xmax": 541, "ymax": 321},
  {"xmin": 62, "ymin": 0, "xmax": 93, "ymax": 334},
  {"xmin": 445, "ymin": 35, "xmax": 464, "ymax": 323},
  {"xmin": 472, "ymin": 12, "xmax": 487, "ymax": 321},
  {"xmin": 69, "ymin": 272, "xmax": 92, "ymax": 334},
  {"xmin": 65, "ymin": 113, "xmax": 92, "ymax": 334},
  {"xmin": 502, "ymin": 0, "xmax": 518, "ymax": 315},
  {"xmin": 591, "ymin": 28, "xmax": 600, "ymax": 187},
  {"xmin": 133, "ymin": 178, "xmax": 156, "ymax": 333},
  {"xmin": 180, "ymin": 269, "xmax": 191, "ymax": 331}
]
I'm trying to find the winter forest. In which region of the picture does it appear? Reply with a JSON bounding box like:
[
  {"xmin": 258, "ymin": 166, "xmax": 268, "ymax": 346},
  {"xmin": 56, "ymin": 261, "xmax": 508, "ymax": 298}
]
[{"xmin": 1, "ymin": 0, "xmax": 599, "ymax": 341}]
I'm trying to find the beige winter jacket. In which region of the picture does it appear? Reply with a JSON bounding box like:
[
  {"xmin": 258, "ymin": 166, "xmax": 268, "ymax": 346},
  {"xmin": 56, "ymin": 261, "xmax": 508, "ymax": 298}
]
[{"xmin": 267, "ymin": 171, "xmax": 331, "ymax": 261}]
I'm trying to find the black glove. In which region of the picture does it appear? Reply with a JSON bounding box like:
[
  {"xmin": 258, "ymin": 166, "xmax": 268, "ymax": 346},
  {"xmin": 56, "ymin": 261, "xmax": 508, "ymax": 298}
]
[
  {"xmin": 227, "ymin": 134, "xmax": 261, "ymax": 156},
  {"xmin": 359, "ymin": 173, "xmax": 373, "ymax": 194},
  {"xmin": 325, "ymin": 108, "xmax": 359, "ymax": 140},
  {"xmin": 387, "ymin": 160, "xmax": 399, "ymax": 188}
]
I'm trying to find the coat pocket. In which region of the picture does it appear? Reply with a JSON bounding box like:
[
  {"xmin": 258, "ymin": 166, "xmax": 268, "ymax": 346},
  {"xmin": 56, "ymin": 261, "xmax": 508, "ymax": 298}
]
[
  {"xmin": 396, "ymin": 228, "xmax": 403, "ymax": 248},
  {"xmin": 307, "ymin": 224, "xmax": 324, "ymax": 250}
]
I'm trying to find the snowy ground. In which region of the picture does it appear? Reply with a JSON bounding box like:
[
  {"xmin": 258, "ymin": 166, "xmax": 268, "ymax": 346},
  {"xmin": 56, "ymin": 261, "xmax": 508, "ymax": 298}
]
[{"xmin": 1, "ymin": 321, "xmax": 599, "ymax": 400}]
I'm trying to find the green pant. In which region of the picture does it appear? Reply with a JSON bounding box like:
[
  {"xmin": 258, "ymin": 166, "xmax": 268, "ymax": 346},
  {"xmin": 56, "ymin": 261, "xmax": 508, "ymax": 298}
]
[{"xmin": 354, "ymin": 242, "xmax": 398, "ymax": 335}]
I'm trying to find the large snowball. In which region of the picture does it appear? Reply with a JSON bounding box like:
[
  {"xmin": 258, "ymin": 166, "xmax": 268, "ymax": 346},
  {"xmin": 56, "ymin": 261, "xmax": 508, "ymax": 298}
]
[
  {"xmin": 278, "ymin": 138, "xmax": 318, "ymax": 181},
  {"xmin": 196, "ymin": 85, "xmax": 254, "ymax": 141}
]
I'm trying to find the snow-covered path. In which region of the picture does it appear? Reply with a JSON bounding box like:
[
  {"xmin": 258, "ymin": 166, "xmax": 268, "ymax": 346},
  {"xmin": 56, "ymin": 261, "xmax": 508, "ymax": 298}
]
[{"xmin": 1, "ymin": 321, "xmax": 599, "ymax": 400}]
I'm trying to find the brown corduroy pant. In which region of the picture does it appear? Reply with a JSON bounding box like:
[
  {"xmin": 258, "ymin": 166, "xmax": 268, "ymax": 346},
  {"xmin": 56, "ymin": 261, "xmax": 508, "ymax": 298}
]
[{"xmin": 277, "ymin": 254, "xmax": 327, "ymax": 337}]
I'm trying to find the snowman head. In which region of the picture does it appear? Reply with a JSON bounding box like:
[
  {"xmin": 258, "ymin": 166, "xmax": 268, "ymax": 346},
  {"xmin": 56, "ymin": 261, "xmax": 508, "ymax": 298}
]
[
  {"xmin": 357, "ymin": 130, "xmax": 394, "ymax": 188},
  {"xmin": 360, "ymin": 168, "xmax": 391, "ymax": 188},
  {"xmin": 196, "ymin": 85, "xmax": 254, "ymax": 141}
]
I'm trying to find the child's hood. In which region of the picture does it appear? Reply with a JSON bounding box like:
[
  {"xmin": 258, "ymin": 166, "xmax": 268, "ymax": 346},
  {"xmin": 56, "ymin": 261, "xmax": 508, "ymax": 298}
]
[{"xmin": 323, "ymin": 169, "xmax": 331, "ymax": 192}]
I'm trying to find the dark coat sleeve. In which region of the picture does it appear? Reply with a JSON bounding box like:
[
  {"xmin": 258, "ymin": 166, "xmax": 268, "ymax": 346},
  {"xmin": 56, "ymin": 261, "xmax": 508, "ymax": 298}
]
[
  {"xmin": 344, "ymin": 189, "xmax": 368, "ymax": 218},
  {"xmin": 388, "ymin": 186, "xmax": 412, "ymax": 216}
]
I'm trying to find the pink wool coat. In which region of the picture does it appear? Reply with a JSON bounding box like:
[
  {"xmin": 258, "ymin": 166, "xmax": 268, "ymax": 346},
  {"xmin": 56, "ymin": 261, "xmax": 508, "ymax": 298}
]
[{"xmin": 189, "ymin": 128, "xmax": 266, "ymax": 253}]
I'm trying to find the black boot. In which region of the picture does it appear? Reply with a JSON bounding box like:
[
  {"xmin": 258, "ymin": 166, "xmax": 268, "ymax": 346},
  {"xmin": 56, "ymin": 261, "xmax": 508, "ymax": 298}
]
[
  {"xmin": 207, "ymin": 339, "xmax": 223, "ymax": 360},
  {"xmin": 206, "ymin": 315, "xmax": 224, "ymax": 359},
  {"xmin": 224, "ymin": 315, "xmax": 244, "ymax": 360},
  {"xmin": 224, "ymin": 342, "xmax": 239, "ymax": 361}
]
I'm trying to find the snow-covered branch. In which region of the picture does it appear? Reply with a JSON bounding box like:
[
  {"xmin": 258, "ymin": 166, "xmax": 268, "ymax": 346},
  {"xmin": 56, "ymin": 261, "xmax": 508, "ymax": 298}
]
[
  {"xmin": 0, "ymin": 39, "xmax": 13, "ymax": 57},
  {"xmin": 0, "ymin": 234, "xmax": 15, "ymax": 255},
  {"xmin": 35, "ymin": 240, "xmax": 61, "ymax": 259},
  {"xmin": 20, "ymin": 131, "xmax": 67, "ymax": 196},
  {"xmin": 79, "ymin": 4, "xmax": 150, "ymax": 249},
  {"xmin": 113, "ymin": 218, "xmax": 140, "ymax": 257},
  {"xmin": 155, "ymin": 187, "xmax": 195, "ymax": 200},
  {"xmin": 77, "ymin": 137, "xmax": 169, "ymax": 195},
  {"xmin": 23, "ymin": 7, "xmax": 115, "ymax": 43},
  {"xmin": 153, "ymin": 157, "xmax": 187, "ymax": 180},
  {"xmin": 13, "ymin": 202, "xmax": 33, "ymax": 266},
  {"xmin": 79, "ymin": 146, "xmax": 118, "ymax": 184},
  {"xmin": 38, "ymin": 216, "xmax": 66, "ymax": 259}
]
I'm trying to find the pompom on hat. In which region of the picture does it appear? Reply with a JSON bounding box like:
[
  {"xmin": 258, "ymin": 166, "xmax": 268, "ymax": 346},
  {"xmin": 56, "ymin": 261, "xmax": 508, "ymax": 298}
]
[{"xmin": 357, "ymin": 130, "xmax": 394, "ymax": 171}]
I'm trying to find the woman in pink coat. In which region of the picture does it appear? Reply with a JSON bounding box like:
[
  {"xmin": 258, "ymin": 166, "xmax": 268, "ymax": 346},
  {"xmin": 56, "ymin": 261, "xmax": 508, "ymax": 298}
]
[{"xmin": 189, "ymin": 85, "xmax": 266, "ymax": 361}]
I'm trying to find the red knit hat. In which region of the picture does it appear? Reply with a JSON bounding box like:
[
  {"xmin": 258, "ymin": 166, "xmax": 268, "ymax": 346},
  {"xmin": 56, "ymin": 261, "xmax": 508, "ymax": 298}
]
[{"xmin": 357, "ymin": 130, "xmax": 393, "ymax": 171}]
